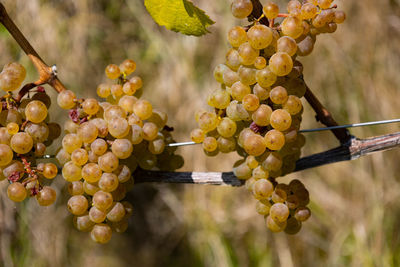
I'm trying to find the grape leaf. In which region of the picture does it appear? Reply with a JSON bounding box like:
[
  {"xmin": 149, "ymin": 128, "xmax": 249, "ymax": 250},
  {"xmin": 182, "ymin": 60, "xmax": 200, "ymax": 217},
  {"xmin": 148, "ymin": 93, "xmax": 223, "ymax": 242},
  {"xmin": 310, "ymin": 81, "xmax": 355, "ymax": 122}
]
[{"xmin": 144, "ymin": 0, "xmax": 215, "ymax": 36}]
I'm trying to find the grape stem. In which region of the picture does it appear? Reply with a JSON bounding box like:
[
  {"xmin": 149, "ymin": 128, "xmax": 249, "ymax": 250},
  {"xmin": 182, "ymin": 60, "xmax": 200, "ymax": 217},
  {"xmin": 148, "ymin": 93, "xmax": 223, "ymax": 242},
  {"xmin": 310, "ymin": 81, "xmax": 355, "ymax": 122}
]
[
  {"xmin": 134, "ymin": 132, "xmax": 400, "ymax": 186},
  {"xmin": 0, "ymin": 3, "xmax": 67, "ymax": 95}
]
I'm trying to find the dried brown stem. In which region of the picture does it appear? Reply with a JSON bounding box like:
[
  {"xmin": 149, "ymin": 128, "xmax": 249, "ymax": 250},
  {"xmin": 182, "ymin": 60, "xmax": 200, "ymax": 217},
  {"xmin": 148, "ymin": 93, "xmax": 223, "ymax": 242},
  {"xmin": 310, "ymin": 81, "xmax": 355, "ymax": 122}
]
[
  {"xmin": 0, "ymin": 3, "xmax": 66, "ymax": 94},
  {"xmin": 134, "ymin": 132, "xmax": 400, "ymax": 186}
]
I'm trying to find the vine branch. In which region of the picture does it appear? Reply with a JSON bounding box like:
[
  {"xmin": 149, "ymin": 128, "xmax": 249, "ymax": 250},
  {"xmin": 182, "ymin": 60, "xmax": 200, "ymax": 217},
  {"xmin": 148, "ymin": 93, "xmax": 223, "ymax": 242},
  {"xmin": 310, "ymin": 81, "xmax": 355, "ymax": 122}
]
[
  {"xmin": 0, "ymin": 3, "xmax": 66, "ymax": 94},
  {"xmin": 134, "ymin": 132, "xmax": 400, "ymax": 186}
]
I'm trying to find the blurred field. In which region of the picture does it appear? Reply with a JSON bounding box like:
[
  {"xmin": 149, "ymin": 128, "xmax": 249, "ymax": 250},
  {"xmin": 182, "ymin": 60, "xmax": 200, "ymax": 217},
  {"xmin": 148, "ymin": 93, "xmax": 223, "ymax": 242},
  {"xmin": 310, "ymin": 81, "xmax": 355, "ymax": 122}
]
[{"xmin": 0, "ymin": 0, "xmax": 400, "ymax": 266}]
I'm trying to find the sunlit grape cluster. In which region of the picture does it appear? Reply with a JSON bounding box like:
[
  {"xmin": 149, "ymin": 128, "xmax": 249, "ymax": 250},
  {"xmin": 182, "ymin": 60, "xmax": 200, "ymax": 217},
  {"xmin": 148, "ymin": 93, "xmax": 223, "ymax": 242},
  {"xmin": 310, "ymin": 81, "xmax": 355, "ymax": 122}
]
[
  {"xmin": 56, "ymin": 59, "xmax": 183, "ymax": 244},
  {"xmin": 191, "ymin": 0, "xmax": 345, "ymax": 233},
  {"xmin": 0, "ymin": 62, "xmax": 61, "ymax": 206}
]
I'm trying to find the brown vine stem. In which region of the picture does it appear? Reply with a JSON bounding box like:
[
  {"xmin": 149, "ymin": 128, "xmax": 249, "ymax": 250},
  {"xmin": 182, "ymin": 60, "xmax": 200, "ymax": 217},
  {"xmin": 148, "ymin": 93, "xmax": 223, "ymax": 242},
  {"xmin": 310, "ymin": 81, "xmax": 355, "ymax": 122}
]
[
  {"xmin": 0, "ymin": 3, "xmax": 66, "ymax": 96},
  {"xmin": 134, "ymin": 132, "xmax": 400, "ymax": 186}
]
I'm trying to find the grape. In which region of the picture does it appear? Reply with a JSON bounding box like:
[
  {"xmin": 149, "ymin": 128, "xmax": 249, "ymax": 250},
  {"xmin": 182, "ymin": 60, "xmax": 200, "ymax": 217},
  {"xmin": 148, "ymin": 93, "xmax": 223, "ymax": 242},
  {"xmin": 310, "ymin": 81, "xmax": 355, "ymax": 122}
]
[
  {"xmin": 130, "ymin": 125, "xmax": 144, "ymax": 144},
  {"xmin": 114, "ymin": 165, "xmax": 132, "ymax": 183},
  {"xmin": 3, "ymin": 160, "xmax": 24, "ymax": 178},
  {"xmin": 243, "ymin": 134, "xmax": 266, "ymax": 156},
  {"xmin": 77, "ymin": 122, "xmax": 98, "ymax": 143},
  {"xmin": 91, "ymin": 138, "xmax": 108, "ymax": 156},
  {"xmin": 231, "ymin": 81, "xmax": 251, "ymax": 101},
  {"xmin": 255, "ymin": 66, "xmax": 276, "ymax": 88},
  {"xmin": 62, "ymin": 133, "xmax": 82, "ymax": 154},
  {"xmin": 266, "ymin": 215, "xmax": 287, "ymax": 232},
  {"xmin": 270, "ymin": 109, "xmax": 292, "ymax": 131},
  {"xmin": 284, "ymin": 217, "xmax": 302, "ymax": 235},
  {"xmin": 270, "ymin": 86, "xmax": 288, "ymax": 104},
  {"xmin": 10, "ymin": 132, "xmax": 33, "ymax": 154},
  {"xmin": 254, "ymin": 57, "xmax": 267, "ymax": 70},
  {"xmin": 271, "ymin": 187, "xmax": 287, "ymax": 203},
  {"xmin": 7, "ymin": 182, "xmax": 27, "ymax": 202},
  {"xmin": 238, "ymin": 42, "xmax": 259, "ymax": 66},
  {"xmin": 251, "ymin": 104, "xmax": 272, "ymax": 126},
  {"xmin": 262, "ymin": 152, "xmax": 282, "ymax": 172},
  {"xmin": 98, "ymin": 152, "xmax": 119, "ymax": 172},
  {"xmin": 270, "ymin": 203, "xmax": 290, "ymax": 222},
  {"xmin": 252, "ymin": 179, "xmax": 273, "ymax": 199},
  {"xmin": 0, "ymin": 109, "xmax": 22, "ymax": 126},
  {"xmin": 283, "ymin": 95, "xmax": 302, "ymax": 115},
  {"xmin": 263, "ymin": 2, "xmax": 279, "ymax": 19},
  {"xmin": 295, "ymin": 207, "xmax": 311, "ymax": 221},
  {"xmin": 197, "ymin": 112, "xmax": 218, "ymax": 132},
  {"xmin": 24, "ymin": 122, "xmax": 49, "ymax": 144},
  {"xmin": 57, "ymin": 90, "xmax": 76, "ymax": 109},
  {"xmin": 142, "ymin": 122, "xmax": 159, "ymax": 141},
  {"xmin": 214, "ymin": 64, "xmax": 229, "ymax": 84},
  {"xmin": 256, "ymin": 200, "xmax": 271, "ymax": 215},
  {"xmin": 0, "ymin": 127, "xmax": 11, "ymax": 144},
  {"xmin": 238, "ymin": 66, "xmax": 257, "ymax": 85},
  {"xmin": 232, "ymin": 161, "xmax": 252, "ymax": 179},
  {"xmin": 269, "ymin": 52, "xmax": 293, "ymax": 76},
  {"xmin": 6, "ymin": 122, "xmax": 19, "ymax": 135},
  {"xmin": 252, "ymin": 166, "xmax": 268, "ymax": 180},
  {"xmin": 245, "ymin": 155, "xmax": 258, "ymax": 169},
  {"xmin": 36, "ymin": 186, "xmax": 57, "ymax": 206},
  {"xmin": 89, "ymin": 206, "xmax": 107, "ymax": 223},
  {"xmin": 242, "ymin": 94, "xmax": 259, "ymax": 111},
  {"xmin": 62, "ymin": 161, "xmax": 82, "ymax": 182},
  {"xmin": 148, "ymin": 138, "xmax": 165, "ymax": 154},
  {"xmin": 318, "ymin": 0, "xmax": 333, "ymax": 9},
  {"xmin": 71, "ymin": 148, "xmax": 89, "ymax": 166},
  {"xmin": 277, "ymin": 36, "xmax": 297, "ymax": 57},
  {"xmin": 68, "ymin": 181, "xmax": 84, "ymax": 195},
  {"xmin": 67, "ymin": 195, "xmax": 89, "ymax": 215},
  {"xmin": 42, "ymin": 163, "xmax": 58, "ymax": 179},
  {"xmin": 301, "ymin": 3, "xmax": 317, "ymax": 19},
  {"xmin": 91, "ymin": 224, "xmax": 112, "ymax": 244},
  {"xmin": 247, "ymin": 24, "xmax": 273, "ymax": 50},
  {"xmin": 108, "ymin": 117, "xmax": 129, "ymax": 139},
  {"xmin": 133, "ymin": 99, "xmax": 153, "ymax": 120},
  {"xmin": 83, "ymin": 181, "xmax": 100, "ymax": 196},
  {"xmin": 97, "ymin": 84, "xmax": 111, "ymax": 98},
  {"xmin": 81, "ymin": 163, "xmax": 102, "ymax": 183},
  {"xmin": 217, "ymin": 117, "xmax": 237, "ymax": 138},
  {"xmin": 119, "ymin": 59, "xmax": 136, "ymax": 75},
  {"xmin": 264, "ymin": 129, "xmax": 285, "ymax": 151},
  {"xmin": 74, "ymin": 214, "xmax": 95, "ymax": 232},
  {"xmin": 129, "ymin": 76, "xmax": 143, "ymax": 91},
  {"xmin": 82, "ymin": 98, "xmax": 100, "ymax": 115},
  {"xmin": 128, "ymin": 113, "xmax": 143, "ymax": 127},
  {"xmin": 202, "ymin": 136, "xmax": 218, "ymax": 152},
  {"xmin": 107, "ymin": 202, "xmax": 126, "ymax": 222},
  {"xmin": 98, "ymin": 173, "xmax": 119, "ymax": 192},
  {"xmin": 105, "ymin": 64, "xmax": 121, "ymax": 79},
  {"xmin": 222, "ymin": 68, "xmax": 240, "ymax": 87},
  {"xmin": 297, "ymin": 35, "xmax": 315, "ymax": 56},
  {"xmin": 111, "ymin": 84, "xmax": 123, "ymax": 98},
  {"xmin": 225, "ymin": 49, "xmax": 241, "ymax": 71},
  {"xmin": 25, "ymin": 100, "xmax": 48, "ymax": 123},
  {"xmin": 92, "ymin": 190, "xmax": 113, "ymax": 211},
  {"xmin": 118, "ymin": 95, "xmax": 137, "ymax": 113},
  {"xmin": 231, "ymin": 0, "xmax": 253, "ymax": 19},
  {"xmin": 253, "ymin": 83, "xmax": 270, "ymax": 101},
  {"xmin": 281, "ymin": 16, "xmax": 303, "ymax": 39},
  {"xmin": 227, "ymin": 26, "xmax": 247, "ymax": 47},
  {"xmin": 104, "ymin": 105, "xmax": 126, "ymax": 121},
  {"xmin": 334, "ymin": 11, "xmax": 346, "ymax": 24}
]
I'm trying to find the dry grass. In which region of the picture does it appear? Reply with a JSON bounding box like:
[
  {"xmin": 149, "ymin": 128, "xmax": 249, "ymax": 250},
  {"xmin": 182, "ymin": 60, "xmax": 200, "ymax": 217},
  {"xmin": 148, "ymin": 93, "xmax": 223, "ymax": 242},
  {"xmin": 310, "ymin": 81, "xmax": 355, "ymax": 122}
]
[{"xmin": 0, "ymin": 0, "xmax": 400, "ymax": 266}]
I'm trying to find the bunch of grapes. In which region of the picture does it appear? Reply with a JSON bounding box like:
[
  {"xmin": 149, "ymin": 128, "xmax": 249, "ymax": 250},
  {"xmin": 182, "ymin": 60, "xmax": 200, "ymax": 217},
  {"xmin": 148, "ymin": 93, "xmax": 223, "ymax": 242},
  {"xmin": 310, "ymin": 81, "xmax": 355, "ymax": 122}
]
[
  {"xmin": 56, "ymin": 59, "xmax": 183, "ymax": 244},
  {"xmin": 191, "ymin": 0, "xmax": 345, "ymax": 233},
  {"xmin": 0, "ymin": 62, "xmax": 61, "ymax": 206}
]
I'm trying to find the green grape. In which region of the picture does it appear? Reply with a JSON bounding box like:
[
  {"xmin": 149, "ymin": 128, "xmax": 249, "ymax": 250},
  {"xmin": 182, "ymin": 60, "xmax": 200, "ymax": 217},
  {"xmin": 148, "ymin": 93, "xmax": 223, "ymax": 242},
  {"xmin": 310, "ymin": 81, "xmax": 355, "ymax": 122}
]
[
  {"xmin": 270, "ymin": 203, "xmax": 290, "ymax": 222},
  {"xmin": 225, "ymin": 48, "xmax": 241, "ymax": 71},
  {"xmin": 0, "ymin": 109, "xmax": 22, "ymax": 126},
  {"xmin": 114, "ymin": 165, "xmax": 132, "ymax": 183},
  {"xmin": 42, "ymin": 163, "xmax": 58, "ymax": 179},
  {"xmin": 7, "ymin": 182, "xmax": 27, "ymax": 202},
  {"xmin": 0, "ymin": 144, "xmax": 13, "ymax": 167},
  {"xmin": 301, "ymin": 3, "xmax": 317, "ymax": 19},
  {"xmin": 104, "ymin": 105, "xmax": 126, "ymax": 121},
  {"xmin": 111, "ymin": 84, "xmax": 123, "ymax": 98},
  {"xmin": 226, "ymin": 100, "xmax": 250, "ymax": 121},
  {"xmin": 231, "ymin": 0, "xmax": 253, "ymax": 19},
  {"xmin": 105, "ymin": 64, "xmax": 121, "ymax": 79},
  {"xmin": 108, "ymin": 117, "xmax": 129, "ymax": 138},
  {"xmin": 238, "ymin": 65, "xmax": 257, "ymax": 85},
  {"xmin": 10, "ymin": 132, "xmax": 33, "ymax": 154},
  {"xmin": 263, "ymin": 2, "xmax": 279, "ymax": 19},
  {"xmin": 253, "ymin": 83, "xmax": 270, "ymax": 101},
  {"xmin": 24, "ymin": 122, "xmax": 49, "ymax": 143},
  {"xmin": 252, "ymin": 104, "xmax": 272, "ymax": 126},
  {"xmin": 271, "ymin": 187, "xmax": 287, "ymax": 203},
  {"xmin": 24, "ymin": 100, "xmax": 47, "ymax": 124},
  {"xmin": 119, "ymin": 59, "xmax": 136, "ymax": 75},
  {"xmin": 91, "ymin": 224, "xmax": 112, "ymax": 244},
  {"xmin": 242, "ymin": 94, "xmax": 260, "ymax": 111},
  {"xmin": 238, "ymin": 128, "xmax": 254, "ymax": 148},
  {"xmin": 98, "ymin": 152, "xmax": 119, "ymax": 172},
  {"xmin": 227, "ymin": 26, "xmax": 247, "ymax": 47},
  {"xmin": 222, "ymin": 68, "xmax": 240, "ymax": 87},
  {"xmin": 264, "ymin": 129, "xmax": 285, "ymax": 151},
  {"xmin": 266, "ymin": 215, "xmax": 287, "ymax": 232},
  {"xmin": 57, "ymin": 90, "xmax": 76, "ymax": 109},
  {"xmin": 254, "ymin": 57, "xmax": 267, "ymax": 70},
  {"xmin": 284, "ymin": 217, "xmax": 302, "ymax": 235},
  {"xmin": 202, "ymin": 136, "xmax": 218, "ymax": 152},
  {"xmin": 111, "ymin": 139, "xmax": 133, "ymax": 159},
  {"xmin": 36, "ymin": 186, "xmax": 56, "ymax": 206},
  {"xmin": 130, "ymin": 125, "xmax": 144, "ymax": 144},
  {"xmin": 110, "ymin": 219, "xmax": 129, "ymax": 233},
  {"xmin": 67, "ymin": 195, "xmax": 89, "ymax": 215},
  {"xmin": 231, "ymin": 81, "xmax": 251, "ymax": 101},
  {"xmin": 243, "ymin": 134, "xmax": 266, "ymax": 156},
  {"xmin": 3, "ymin": 160, "xmax": 24, "ymax": 178},
  {"xmin": 245, "ymin": 177, "xmax": 256, "ymax": 191},
  {"xmin": 245, "ymin": 155, "xmax": 258, "ymax": 169},
  {"xmin": 252, "ymin": 179, "xmax": 274, "ymax": 199},
  {"xmin": 255, "ymin": 66, "xmax": 277, "ymax": 88},
  {"xmin": 129, "ymin": 76, "xmax": 143, "ymax": 92},
  {"xmin": 107, "ymin": 202, "xmax": 126, "ymax": 222},
  {"xmin": 287, "ymin": 0, "xmax": 301, "ymax": 13},
  {"xmin": 68, "ymin": 181, "xmax": 84, "ymax": 195},
  {"xmin": 71, "ymin": 148, "xmax": 88, "ymax": 166},
  {"xmin": 238, "ymin": 42, "xmax": 259, "ymax": 66},
  {"xmin": 217, "ymin": 136, "xmax": 236, "ymax": 153},
  {"xmin": 269, "ymin": 52, "xmax": 293, "ymax": 76},
  {"xmin": 91, "ymin": 139, "xmax": 108, "ymax": 156},
  {"xmin": 62, "ymin": 133, "xmax": 82, "ymax": 153},
  {"xmin": 6, "ymin": 122, "xmax": 18, "ymax": 135},
  {"xmin": 281, "ymin": 16, "xmax": 303, "ymax": 39},
  {"xmin": 82, "ymin": 98, "xmax": 100, "ymax": 115},
  {"xmin": 247, "ymin": 24, "xmax": 273, "ymax": 50},
  {"xmin": 0, "ymin": 127, "xmax": 12, "ymax": 144},
  {"xmin": 277, "ymin": 36, "xmax": 297, "ymax": 56},
  {"xmin": 270, "ymin": 86, "xmax": 288, "ymax": 104},
  {"xmin": 83, "ymin": 181, "xmax": 100, "ymax": 196},
  {"xmin": 97, "ymin": 84, "xmax": 111, "ymax": 98},
  {"xmin": 118, "ymin": 96, "xmax": 136, "ymax": 114},
  {"xmin": 133, "ymin": 99, "xmax": 153, "ymax": 120},
  {"xmin": 142, "ymin": 122, "xmax": 158, "ymax": 141},
  {"xmin": 148, "ymin": 138, "xmax": 165, "ymax": 154},
  {"xmin": 92, "ymin": 190, "xmax": 113, "ymax": 211},
  {"xmin": 74, "ymin": 214, "xmax": 95, "ymax": 232},
  {"xmin": 286, "ymin": 194, "xmax": 300, "ymax": 210},
  {"xmin": 209, "ymin": 89, "xmax": 231, "ymax": 109},
  {"xmin": 283, "ymin": 95, "xmax": 302, "ymax": 115},
  {"xmin": 197, "ymin": 112, "xmax": 218, "ymax": 132},
  {"xmin": 262, "ymin": 152, "xmax": 283, "ymax": 172},
  {"xmin": 256, "ymin": 200, "xmax": 271, "ymax": 215},
  {"xmin": 270, "ymin": 109, "xmax": 292, "ymax": 131},
  {"xmin": 297, "ymin": 35, "xmax": 315, "ymax": 56},
  {"xmin": 56, "ymin": 148, "xmax": 71, "ymax": 166},
  {"xmin": 284, "ymin": 128, "xmax": 298, "ymax": 143},
  {"xmin": 64, "ymin": 120, "xmax": 79, "ymax": 134},
  {"xmin": 62, "ymin": 161, "xmax": 82, "ymax": 182},
  {"xmin": 294, "ymin": 207, "xmax": 311, "ymax": 221},
  {"xmin": 213, "ymin": 64, "xmax": 229, "ymax": 84},
  {"xmin": 317, "ymin": 0, "xmax": 333, "ymax": 9},
  {"xmin": 334, "ymin": 11, "xmax": 346, "ymax": 24},
  {"xmin": 89, "ymin": 206, "xmax": 107, "ymax": 223},
  {"xmin": 128, "ymin": 113, "xmax": 143, "ymax": 127},
  {"xmin": 252, "ymin": 165, "xmax": 269, "ymax": 180},
  {"xmin": 217, "ymin": 117, "xmax": 237, "ymax": 138}
]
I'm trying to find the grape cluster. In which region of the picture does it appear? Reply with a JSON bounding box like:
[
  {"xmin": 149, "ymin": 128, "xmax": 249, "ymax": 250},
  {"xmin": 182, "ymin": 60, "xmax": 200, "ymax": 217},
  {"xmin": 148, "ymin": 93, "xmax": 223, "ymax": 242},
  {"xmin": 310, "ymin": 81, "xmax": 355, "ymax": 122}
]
[
  {"xmin": 0, "ymin": 62, "xmax": 61, "ymax": 206},
  {"xmin": 56, "ymin": 59, "xmax": 183, "ymax": 244},
  {"xmin": 191, "ymin": 0, "xmax": 345, "ymax": 233}
]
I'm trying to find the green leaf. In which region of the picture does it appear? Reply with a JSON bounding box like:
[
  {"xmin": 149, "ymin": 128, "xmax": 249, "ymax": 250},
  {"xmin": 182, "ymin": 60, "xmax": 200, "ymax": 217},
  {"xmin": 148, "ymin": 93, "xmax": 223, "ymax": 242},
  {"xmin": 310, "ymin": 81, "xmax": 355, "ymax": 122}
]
[{"xmin": 144, "ymin": 0, "xmax": 215, "ymax": 36}]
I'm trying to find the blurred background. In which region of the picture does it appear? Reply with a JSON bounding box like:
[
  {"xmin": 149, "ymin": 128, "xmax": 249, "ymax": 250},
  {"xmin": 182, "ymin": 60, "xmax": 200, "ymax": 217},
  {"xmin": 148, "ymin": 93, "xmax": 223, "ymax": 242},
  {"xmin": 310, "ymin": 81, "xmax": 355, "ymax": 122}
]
[{"xmin": 0, "ymin": 0, "xmax": 400, "ymax": 266}]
